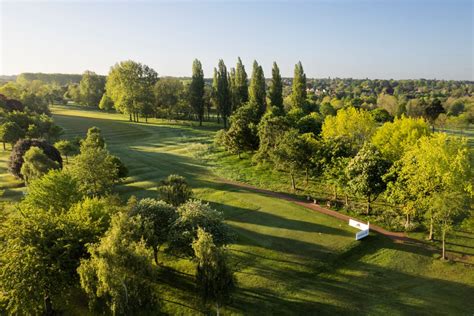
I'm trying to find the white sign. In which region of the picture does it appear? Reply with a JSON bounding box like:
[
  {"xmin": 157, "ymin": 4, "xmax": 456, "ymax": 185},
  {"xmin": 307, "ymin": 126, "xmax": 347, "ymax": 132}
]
[{"xmin": 349, "ymin": 219, "xmax": 370, "ymax": 240}]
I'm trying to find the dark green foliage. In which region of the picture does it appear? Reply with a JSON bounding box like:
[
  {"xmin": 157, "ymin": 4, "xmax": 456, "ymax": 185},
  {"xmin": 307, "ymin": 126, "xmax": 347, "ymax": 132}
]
[
  {"xmin": 157, "ymin": 174, "xmax": 193, "ymax": 206},
  {"xmin": 371, "ymin": 108, "xmax": 393, "ymax": 123},
  {"xmin": 169, "ymin": 200, "xmax": 231, "ymax": 256},
  {"xmin": 296, "ymin": 112, "xmax": 323, "ymax": 135},
  {"xmin": 223, "ymin": 103, "xmax": 259, "ymax": 157},
  {"xmin": 254, "ymin": 112, "xmax": 290, "ymax": 164},
  {"xmin": 216, "ymin": 60, "xmax": 232, "ymax": 128},
  {"xmin": 269, "ymin": 62, "xmax": 284, "ymax": 115},
  {"xmin": 424, "ymin": 98, "xmax": 445, "ymax": 125},
  {"xmin": 129, "ymin": 198, "xmax": 177, "ymax": 264},
  {"xmin": 20, "ymin": 146, "xmax": 60, "ymax": 184},
  {"xmin": 234, "ymin": 57, "xmax": 249, "ymax": 107},
  {"xmin": 8, "ymin": 138, "xmax": 62, "ymax": 179},
  {"xmin": 248, "ymin": 60, "xmax": 267, "ymax": 119},
  {"xmin": 54, "ymin": 139, "xmax": 79, "ymax": 162},
  {"xmin": 79, "ymin": 71, "xmax": 106, "ymax": 107},
  {"xmin": 110, "ymin": 155, "xmax": 128, "ymax": 179},
  {"xmin": 189, "ymin": 59, "xmax": 205, "ymax": 126},
  {"xmin": 81, "ymin": 126, "xmax": 105, "ymax": 149},
  {"xmin": 291, "ymin": 61, "xmax": 307, "ymax": 109},
  {"xmin": 0, "ymin": 121, "xmax": 23, "ymax": 150}
]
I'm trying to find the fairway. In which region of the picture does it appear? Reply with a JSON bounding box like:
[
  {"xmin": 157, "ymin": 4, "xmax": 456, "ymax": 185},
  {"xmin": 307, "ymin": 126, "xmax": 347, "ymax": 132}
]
[{"xmin": 49, "ymin": 106, "xmax": 474, "ymax": 315}]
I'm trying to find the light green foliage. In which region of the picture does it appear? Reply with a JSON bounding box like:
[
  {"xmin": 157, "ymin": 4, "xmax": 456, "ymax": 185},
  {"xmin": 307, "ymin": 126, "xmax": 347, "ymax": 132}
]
[
  {"xmin": 189, "ymin": 59, "xmax": 205, "ymax": 125},
  {"xmin": 105, "ymin": 60, "xmax": 158, "ymax": 121},
  {"xmin": 54, "ymin": 139, "xmax": 79, "ymax": 162},
  {"xmin": 321, "ymin": 107, "xmax": 376, "ymax": 153},
  {"xmin": 170, "ymin": 199, "xmax": 230, "ymax": 255},
  {"xmin": 346, "ymin": 143, "xmax": 390, "ymax": 214},
  {"xmin": 0, "ymin": 121, "xmax": 23, "ymax": 150},
  {"xmin": 377, "ymin": 93, "xmax": 398, "ymax": 116},
  {"xmin": 157, "ymin": 174, "xmax": 193, "ymax": 206},
  {"xmin": 98, "ymin": 93, "xmax": 114, "ymax": 111},
  {"xmin": 0, "ymin": 205, "xmax": 102, "ymax": 314},
  {"xmin": 82, "ymin": 126, "xmax": 105, "ymax": 149},
  {"xmin": 129, "ymin": 198, "xmax": 177, "ymax": 264},
  {"xmin": 234, "ymin": 57, "xmax": 249, "ymax": 107},
  {"xmin": 323, "ymin": 157, "xmax": 351, "ymax": 202},
  {"xmin": 291, "ymin": 61, "xmax": 307, "ymax": 109},
  {"xmin": 223, "ymin": 103, "xmax": 259, "ymax": 157},
  {"xmin": 79, "ymin": 71, "xmax": 105, "ymax": 107},
  {"xmin": 20, "ymin": 146, "xmax": 60, "ymax": 184},
  {"xmin": 386, "ymin": 133, "xmax": 472, "ymax": 239},
  {"xmin": 77, "ymin": 212, "xmax": 158, "ymax": 315},
  {"xmin": 248, "ymin": 60, "xmax": 266, "ymax": 118},
  {"xmin": 22, "ymin": 169, "xmax": 82, "ymax": 212},
  {"xmin": 372, "ymin": 116, "xmax": 430, "ymax": 162},
  {"xmin": 193, "ymin": 228, "xmax": 235, "ymax": 314},
  {"xmin": 269, "ymin": 62, "xmax": 284, "ymax": 114}
]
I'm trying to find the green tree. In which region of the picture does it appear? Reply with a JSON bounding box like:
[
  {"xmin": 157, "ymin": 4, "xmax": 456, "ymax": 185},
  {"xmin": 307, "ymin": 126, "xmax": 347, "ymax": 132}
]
[
  {"xmin": 319, "ymin": 103, "xmax": 336, "ymax": 117},
  {"xmin": 157, "ymin": 174, "xmax": 193, "ymax": 206},
  {"xmin": 234, "ymin": 57, "xmax": 249, "ymax": 107},
  {"xmin": 376, "ymin": 93, "xmax": 398, "ymax": 116},
  {"xmin": 98, "ymin": 93, "xmax": 114, "ymax": 111},
  {"xmin": 346, "ymin": 143, "xmax": 390, "ymax": 214},
  {"xmin": 424, "ymin": 98, "xmax": 445, "ymax": 129},
  {"xmin": 323, "ymin": 157, "xmax": 351, "ymax": 204},
  {"xmin": 269, "ymin": 61, "xmax": 284, "ymax": 115},
  {"xmin": 0, "ymin": 121, "xmax": 23, "ymax": 150},
  {"xmin": 223, "ymin": 104, "xmax": 259, "ymax": 157},
  {"xmin": 79, "ymin": 71, "xmax": 105, "ymax": 107},
  {"xmin": 193, "ymin": 228, "xmax": 235, "ymax": 315},
  {"xmin": 81, "ymin": 126, "xmax": 105, "ymax": 149},
  {"xmin": 248, "ymin": 60, "xmax": 267, "ymax": 119},
  {"xmin": 189, "ymin": 59, "xmax": 205, "ymax": 126},
  {"xmin": 253, "ymin": 112, "xmax": 290, "ymax": 164},
  {"xmin": 321, "ymin": 107, "xmax": 376, "ymax": 154},
  {"xmin": 291, "ymin": 61, "xmax": 307, "ymax": 109},
  {"xmin": 78, "ymin": 212, "xmax": 158, "ymax": 314},
  {"xmin": 105, "ymin": 60, "xmax": 158, "ymax": 122},
  {"xmin": 129, "ymin": 198, "xmax": 177, "ymax": 264},
  {"xmin": 169, "ymin": 200, "xmax": 230, "ymax": 255},
  {"xmin": 153, "ymin": 77, "xmax": 184, "ymax": 119},
  {"xmin": 20, "ymin": 146, "xmax": 60, "ymax": 184},
  {"xmin": 216, "ymin": 60, "xmax": 232, "ymax": 128},
  {"xmin": 372, "ymin": 116, "xmax": 430, "ymax": 162},
  {"xmin": 54, "ymin": 139, "xmax": 79, "ymax": 163}
]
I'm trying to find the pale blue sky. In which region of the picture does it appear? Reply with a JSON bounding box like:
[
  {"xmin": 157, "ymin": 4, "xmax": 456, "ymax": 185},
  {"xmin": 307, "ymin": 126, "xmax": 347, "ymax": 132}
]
[{"xmin": 1, "ymin": 0, "xmax": 473, "ymax": 79}]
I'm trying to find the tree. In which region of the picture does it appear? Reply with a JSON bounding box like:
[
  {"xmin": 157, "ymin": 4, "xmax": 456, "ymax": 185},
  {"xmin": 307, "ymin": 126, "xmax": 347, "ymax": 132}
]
[
  {"xmin": 8, "ymin": 138, "xmax": 62, "ymax": 179},
  {"xmin": 22, "ymin": 169, "xmax": 82, "ymax": 213},
  {"xmin": 20, "ymin": 146, "xmax": 60, "ymax": 184},
  {"xmin": 291, "ymin": 61, "xmax": 307, "ymax": 109},
  {"xmin": 216, "ymin": 60, "xmax": 232, "ymax": 128},
  {"xmin": 386, "ymin": 133, "xmax": 472, "ymax": 240},
  {"xmin": 78, "ymin": 212, "xmax": 158, "ymax": 314},
  {"xmin": 129, "ymin": 198, "xmax": 177, "ymax": 264},
  {"xmin": 424, "ymin": 98, "xmax": 445, "ymax": 129},
  {"xmin": 234, "ymin": 57, "xmax": 248, "ymax": 107},
  {"xmin": 253, "ymin": 112, "xmax": 290, "ymax": 164},
  {"xmin": 79, "ymin": 71, "xmax": 105, "ymax": 107},
  {"xmin": 319, "ymin": 102, "xmax": 336, "ymax": 117},
  {"xmin": 98, "ymin": 93, "xmax": 114, "ymax": 111},
  {"xmin": 81, "ymin": 126, "xmax": 105, "ymax": 149},
  {"xmin": 323, "ymin": 157, "xmax": 351, "ymax": 204},
  {"xmin": 372, "ymin": 116, "xmax": 430, "ymax": 162},
  {"xmin": 223, "ymin": 104, "xmax": 259, "ymax": 157},
  {"xmin": 189, "ymin": 59, "xmax": 205, "ymax": 125},
  {"xmin": 169, "ymin": 200, "xmax": 231, "ymax": 255},
  {"xmin": 154, "ymin": 77, "xmax": 184, "ymax": 119},
  {"xmin": 248, "ymin": 60, "xmax": 267, "ymax": 119},
  {"xmin": 269, "ymin": 62, "xmax": 284, "ymax": 115},
  {"xmin": 110, "ymin": 155, "xmax": 128, "ymax": 179},
  {"xmin": 0, "ymin": 121, "xmax": 23, "ymax": 150},
  {"xmin": 376, "ymin": 93, "xmax": 398, "ymax": 116},
  {"xmin": 346, "ymin": 143, "xmax": 390, "ymax": 214},
  {"xmin": 0, "ymin": 204, "xmax": 104, "ymax": 314},
  {"xmin": 370, "ymin": 108, "xmax": 393, "ymax": 123},
  {"xmin": 271, "ymin": 129, "xmax": 308, "ymax": 191},
  {"xmin": 321, "ymin": 107, "xmax": 376, "ymax": 154},
  {"xmin": 54, "ymin": 139, "xmax": 79, "ymax": 163},
  {"xmin": 193, "ymin": 228, "xmax": 235, "ymax": 315},
  {"xmin": 157, "ymin": 174, "xmax": 193, "ymax": 206},
  {"xmin": 105, "ymin": 60, "xmax": 158, "ymax": 122}
]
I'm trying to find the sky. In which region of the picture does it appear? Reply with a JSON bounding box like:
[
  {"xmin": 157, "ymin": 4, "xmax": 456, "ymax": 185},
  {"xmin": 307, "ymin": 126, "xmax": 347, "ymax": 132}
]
[{"xmin": 1, "ymin": 0, "xmax": 473, "ymax": 80}]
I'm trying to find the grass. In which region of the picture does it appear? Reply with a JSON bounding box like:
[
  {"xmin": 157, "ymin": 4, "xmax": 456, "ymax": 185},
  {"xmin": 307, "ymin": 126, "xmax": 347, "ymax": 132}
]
[{"xmin": 2, "ymin": 105, "xmax": 474, "ymax": 314}]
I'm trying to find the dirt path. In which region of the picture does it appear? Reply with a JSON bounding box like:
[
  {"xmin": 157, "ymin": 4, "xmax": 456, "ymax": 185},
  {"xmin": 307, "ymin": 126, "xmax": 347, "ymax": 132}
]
[{"xmin": 218, "ymin": 178, "xmax": 417, "ymax": 243}]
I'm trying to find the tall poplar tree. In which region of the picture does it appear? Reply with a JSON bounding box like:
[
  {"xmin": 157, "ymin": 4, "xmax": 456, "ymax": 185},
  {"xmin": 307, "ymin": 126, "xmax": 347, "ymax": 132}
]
[
  {"xmin": 229, "ymin": 68, "xmax": 239, "ymax": 111},
  {"xmin": 234, "ymin": 57, "xmax": 248, "ymax": 106},
  {"xmin": 189, "ymin": 59, "xmax": 205, "ymax": 126},
  {"xmin": 291, "ymin": 61, "xmax": 307, "ymax": 109},
  {"xmin": 269, "ymin": 62, "xmax": 284, "ymax": 114},
  {"xmin": 248, "ymin": 60, "xmax": 266, "ymax": 119},
  {"xmin": 216, "ymin": 60, "xmax": 232, "ymax": 128}
]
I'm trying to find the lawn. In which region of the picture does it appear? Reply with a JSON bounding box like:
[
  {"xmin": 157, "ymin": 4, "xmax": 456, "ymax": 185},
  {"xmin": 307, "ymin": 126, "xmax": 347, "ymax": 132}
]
[{"xmin": 3, "ymin": 105, "xmax": 473, "ymax": 314}]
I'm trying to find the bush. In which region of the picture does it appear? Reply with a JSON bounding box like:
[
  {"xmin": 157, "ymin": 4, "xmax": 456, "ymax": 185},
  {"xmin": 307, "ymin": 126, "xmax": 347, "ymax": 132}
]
[{"xmin": 8, "ymin": 138, "xmax": 62, "ymax": 179}]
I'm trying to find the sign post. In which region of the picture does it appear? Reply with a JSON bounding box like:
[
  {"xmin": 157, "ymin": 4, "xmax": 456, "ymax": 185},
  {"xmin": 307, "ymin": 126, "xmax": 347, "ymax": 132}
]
[{"xmin": 349, "ymin": 219, "xmax": 370, "ymax": 240}]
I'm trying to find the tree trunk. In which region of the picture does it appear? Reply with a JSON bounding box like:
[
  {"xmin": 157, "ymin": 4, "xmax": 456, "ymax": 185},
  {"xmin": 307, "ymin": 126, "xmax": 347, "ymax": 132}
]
[
  {"xmin": 305, "ymin": 168, "xmax": 309, "ymax": 185},
  {"xmin": 145, "ymin": 115, "xmax": 148, "ymax": 123},
  {"xmin": 442, "ymin": 228, "xmax": 446, "ymax": 260},
  {"xmin": 216, "ymin": 302, "xmax": 220, "ymax": 316},
  {"xmin": 223, "ymin": 116, "xmax": 227, "ymax": 129},
  {"xmin": 345, "ymin": 194, "xmax": 349, "ymax": 206},
  {"xmin": 428, "ymin": 216, "xmax": 434, "ymax": 241},
  {"xmin": 129, "ymin": 113, "xmax": 132, "ymax": 121},
  {"xmin": 65, "ymin": 155, "xmax": 68, "ymax": 164},
  {"xmin": 405, "ymin": 213, "xmax": 410, "ymax": 229},
  {"xmin": 153, "ymin": 245, "xmax": 159, "ymax": 265},
  {"xmin": 366, "ymin": 196, "xmax": 371, "ymax": 215},
  {"xmin": 44, "ymin": 293, "xmax": 53, "ymax": 316},
  {"xmin": 199, "ymin": 117, "xmax": 202, "ymax": 126},
  {"xmin": 2, "ymin": 142, "xmax": 5, "ymax": 151},
  {"xmin": 290, "ymin": 172, "xmax": 296, "ymax": 191},
  {"xmin": 333, "ymin": 185, "xmax": 337, "ymax": 200}
]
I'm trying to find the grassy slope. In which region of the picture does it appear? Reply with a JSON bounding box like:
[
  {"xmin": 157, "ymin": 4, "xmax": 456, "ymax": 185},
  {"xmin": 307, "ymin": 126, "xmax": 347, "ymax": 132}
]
[{"xmin": 4, "ymin": 106, "xmax": 474, "ymax": 314}]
